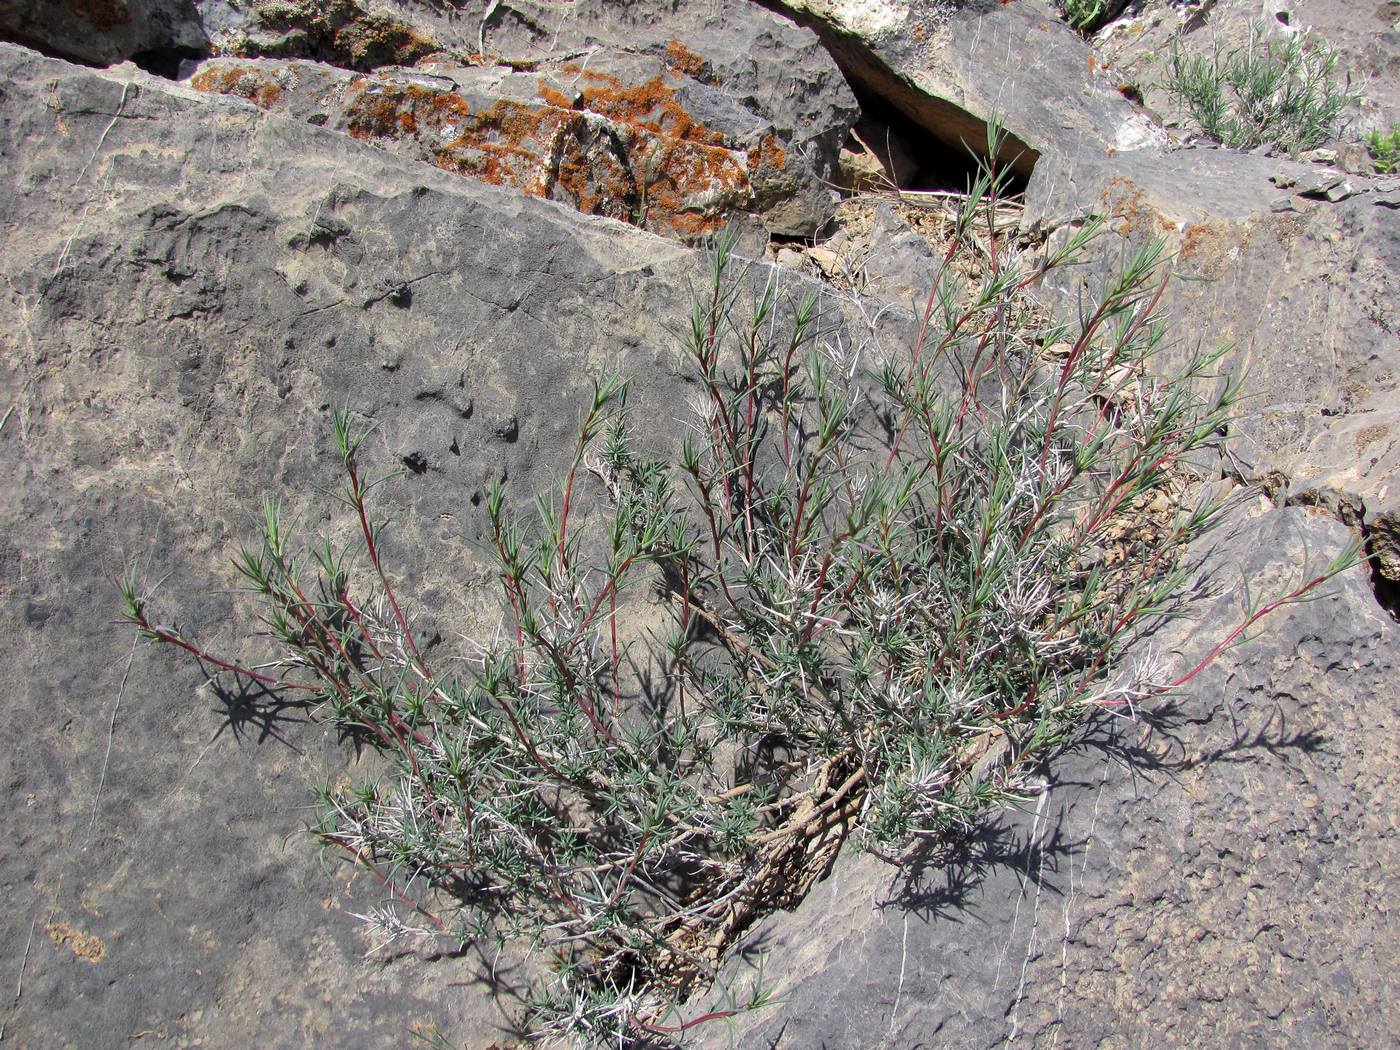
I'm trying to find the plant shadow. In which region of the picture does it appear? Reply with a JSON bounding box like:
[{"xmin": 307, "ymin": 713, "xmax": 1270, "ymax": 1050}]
[
  {"xmin": 200, "ymin": 663, "xmax": 314, "ymax": 749},
  {"xmin": 867, "ymin": 678, "xmax": 1330, "ymax": 927}
]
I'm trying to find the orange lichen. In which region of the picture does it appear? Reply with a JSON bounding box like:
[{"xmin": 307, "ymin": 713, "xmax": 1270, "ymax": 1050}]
[
  {"xmin": 1178, "ymin": 222, "xmax": 1213, "ymax": 257},
  {"xmin": 344, "ymin": 86, "xmax": 424, "ymax": 140},
  {"xmin": 576, "ymin": 71, "xmax": 727, "ymax": 147},
  {"xmin": 536, "ymin": 82, "xmax": 577, "ymax": 110},
  {"xmin": 1178, "ymin": 220, "xmax": 1244, "ymax": 279},
  {"xmin": 627, "ymin": 134, "xmax": 751, "ymax": 236},
  {"xmin": 190, "ymin": 64, "xmax": 285, "ymax": 108},
  {"xmin": 746, "ymin": 132, "xmax": 787, "ymax": 177},
  {"xmin": 437, "ymin": 99, "xmax": 572, "ymax": 194},
  {"xmin": 346, "ymin": 83, "xmax": 558, "ymax": 191},
  {"xmin": 340, "ymin": 70, "xmax": 751, "ymax": 238},
  {"xmin": 663, "ymin": 39, "xmax": 710, "ymax": 82},
  {"xmin": 1101, "ymin": 176, "xmax": 1174, "ymax": 237},
  {"xmin": 343, "ymin": 22, "xmax": 436, "ymax": 68},
  {"xmin": 1355, "ymin": 423, "xmax": 1390, "ymax": 453},
  {"xmin": 554, "ymin": 124, "xmax": 636, "ymax": 220}
]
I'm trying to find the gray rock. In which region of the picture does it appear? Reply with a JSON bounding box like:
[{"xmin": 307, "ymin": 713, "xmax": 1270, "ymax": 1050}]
[
  {"xmin": 1094, "ymin": 0, "xmax": 1400, "ymax": 143},
  {"xmin": 1028, "ymin": 145, "xmax": 1400, "ymax": 585},
  {"xmin": 767, "ymin": 0, "xmax": 1163, "ymax": 187},
  {"xmin": 859, "ymin": 201, "xmax": 941, "ymax": 311},
  {"xmin": 707, "ymin": 505, "xmax": 1397, "ymax": 1048},
  {"xmin": 0, "ymin": 41, "xmax": 878, "ymax": 1048}
]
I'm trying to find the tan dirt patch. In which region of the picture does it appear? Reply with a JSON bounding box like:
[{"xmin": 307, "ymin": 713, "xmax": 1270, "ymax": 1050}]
[{"xmin": 47, "ymin": 920, "xmax": 106, "ymax": 962}]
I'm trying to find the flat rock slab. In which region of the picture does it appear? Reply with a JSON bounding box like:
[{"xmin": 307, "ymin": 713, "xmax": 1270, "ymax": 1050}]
[
  {"xmin": 707, "ymin": 505, "xmax": 1398, "ymax": 1048},
  {"xmin": 0, "ymin": 42, "xmax": 876, "ymax": 1047}
]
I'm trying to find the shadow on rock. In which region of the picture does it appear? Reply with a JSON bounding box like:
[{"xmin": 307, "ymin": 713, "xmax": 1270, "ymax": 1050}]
[{"xmin": 203, "ymin": 666, "xmax": 315, "ymax": 749}]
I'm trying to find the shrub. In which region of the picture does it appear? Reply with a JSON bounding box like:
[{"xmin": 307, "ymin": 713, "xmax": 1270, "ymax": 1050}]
[
  {"xmin": 1055, "ymin": 0, "xmax": 1122, "ymax": 35},
  {"xmin": 121, "ymin": 132, "xmax": 1359, "ymax": 1044},
  {"xmin": 1161, "ymin": 22, "xmax": 1358, "ymax": 156},
  {"xmin": 1367, "ymin": 125, "xmax": 1400, "ymax": 174}
]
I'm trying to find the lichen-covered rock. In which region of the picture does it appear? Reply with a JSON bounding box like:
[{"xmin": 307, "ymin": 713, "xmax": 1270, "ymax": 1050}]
[
  {"xmin": 0, "ymin": 0, "xmax": 856, "ymax": 237},
  {"xmin": 188, "ymin": 53, "xmax": 781, "ymax": 239},
  {"xmin": 196, "ymin": 0, "xmax": 857, "ymax": 236},
  {"xmin": 472, "ymin": 1, "xmax": 860, "ymax": 234}
]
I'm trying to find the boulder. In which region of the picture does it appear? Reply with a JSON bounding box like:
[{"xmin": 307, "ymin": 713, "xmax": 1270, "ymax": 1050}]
[
  {"xmin": 0, "ymin": 0, "xmax": 859, "ymax": 238},
  {"xmin": 0, "ymin": 41, "xmax": 872, "ymax": 1047},
  {"xmin": 208, "ymin": 0, "xmax": 860, "ymax": 236},
  {"xmin": 472, "ymin": 0, "xmax": 860, "ymax": 234},
  {"xmin": 0, "ymin": 0, "xmax": 210, "ymax": 65},
  {"xmin": 185, "ymin": 53, "xmax": 785, "ymax": 240},
  {"xmin": 765, "ymin": 0, "xmax": 1167, "ymax": 186}
]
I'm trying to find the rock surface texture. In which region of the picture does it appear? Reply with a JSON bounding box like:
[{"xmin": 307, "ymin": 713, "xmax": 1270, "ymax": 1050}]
[
  {"xmin": 706, "ymin": 505, "xmax": 1399, "ymax": 1048},
  {"xmin": 0, "ymin": 0, "xmax": 1397, "ymax": 1046},
  {"xmin": 0, "ymin": 43, "xmax": 703, "ymax": 1048}
]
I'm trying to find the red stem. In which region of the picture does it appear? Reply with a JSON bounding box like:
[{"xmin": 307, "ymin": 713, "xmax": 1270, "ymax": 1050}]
[
  {"xmin": 135, "ymin": 617, "xmax": 318, "ymax": 692},
  {"xmin": 632, "ymin": 1008, "xmax": 742, "ymax": 1036},
  {"xmin": 1149, "ymin": 568, "xmax": 1337, "ymax": 697},
  {"xmin": 347, "ymin": 460, "xmax": 429, "ymax": 680}
]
